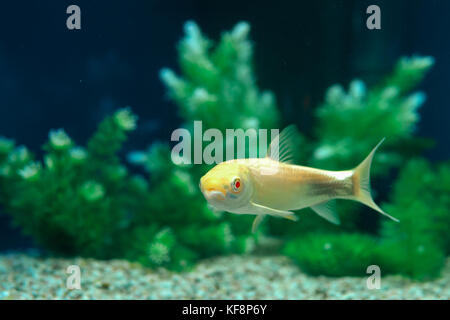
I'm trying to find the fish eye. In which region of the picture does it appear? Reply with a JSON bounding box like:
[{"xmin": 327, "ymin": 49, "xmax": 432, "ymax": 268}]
[{"xmin": 231, "ymin": 177, "xmax": 242, "ymax": 192}]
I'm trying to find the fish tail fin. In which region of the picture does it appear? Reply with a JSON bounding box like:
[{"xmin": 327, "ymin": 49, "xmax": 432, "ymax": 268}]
[{"xmin": 352, "ymin": 138, "xmax": 399, "ymax": 222}]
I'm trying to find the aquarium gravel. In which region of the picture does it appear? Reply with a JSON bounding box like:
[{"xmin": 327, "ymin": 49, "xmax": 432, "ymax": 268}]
[{"xmin": 0, "ymin": 253, "xmax": 448, "ymax": 300}]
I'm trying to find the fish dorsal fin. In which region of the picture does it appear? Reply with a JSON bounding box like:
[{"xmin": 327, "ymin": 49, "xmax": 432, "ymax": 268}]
[
  {"xmin": 310, "ymin": 200, "xmax": 340, "ymax": 225},
  {"xmin": 266, "ymin": 125, "xmax": 300, "ymax": 164}
]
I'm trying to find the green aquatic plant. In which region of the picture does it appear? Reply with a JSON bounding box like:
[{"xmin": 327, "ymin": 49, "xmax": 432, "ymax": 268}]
[
  {"xmin": 376, "ymin": 158, "xmax": 449, "ymax": 280},
  {"xmin": 0, "ymin": 108, "xmax": 254, "ymax": 270},
  {"xmin": 160, "ymin": 21, "xmax": 280, "ymax": 131},
  {"xmin": 311, "ymin": 56, "xmax": 434, "ymax": 174},
  {"xmin": 0, "ymin": 109, "xmax": 140, "ymax": 258},
  {"xmin": 283, "ymin": 233, "xmax": 377, "ymax": 277}
]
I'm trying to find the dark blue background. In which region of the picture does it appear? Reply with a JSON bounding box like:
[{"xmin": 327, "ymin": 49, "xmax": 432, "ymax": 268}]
[{"xmin": 0, "ymin": 0, "xmax": 449, "ymax": 250}]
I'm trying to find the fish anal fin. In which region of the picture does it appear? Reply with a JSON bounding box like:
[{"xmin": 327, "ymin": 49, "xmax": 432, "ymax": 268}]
[{"xmin": 310, "ymin": 200, "xmax": 340, "ymax": 225}]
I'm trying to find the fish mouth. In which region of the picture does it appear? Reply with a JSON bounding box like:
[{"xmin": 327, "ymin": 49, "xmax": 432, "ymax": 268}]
[
  {"xmin": 204, "ymin": 189, "xmax": 226, "ymax": 201},
  {"xmin": 199, "ymin": 178, "xmax": 227, "ymax": 201}
]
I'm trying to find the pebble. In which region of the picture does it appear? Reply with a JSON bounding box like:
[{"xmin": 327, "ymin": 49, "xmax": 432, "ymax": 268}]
[{"xmin": 0, "ymin": 253, "xmax": 448, "ymax": 299}]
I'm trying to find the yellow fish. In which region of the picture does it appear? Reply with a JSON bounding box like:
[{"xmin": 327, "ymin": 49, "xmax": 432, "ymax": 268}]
[{"xmin": 199, "ymin": 126, "xmax": 399, "ymax": 233}]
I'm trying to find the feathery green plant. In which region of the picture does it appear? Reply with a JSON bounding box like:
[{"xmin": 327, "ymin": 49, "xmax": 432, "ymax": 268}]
[
  {"xmin": 311, "ymin": 56, "xmax": 435, "ymax": 174},
  {"xmin": 0, "ymin": 109, "xmax": 139, "ymax": 258},
  {"xmin": 160, "ymin": 21, "xmax": 279, "ymax": 131},
  {"xmin": 376, "ymin": 159, "xmax": 449, "ymax": 280}
]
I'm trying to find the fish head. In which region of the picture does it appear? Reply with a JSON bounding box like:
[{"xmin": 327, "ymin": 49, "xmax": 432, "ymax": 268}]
[{"xmin": 199, "ymin": 160, "xmax": 253, "ymax": 211}]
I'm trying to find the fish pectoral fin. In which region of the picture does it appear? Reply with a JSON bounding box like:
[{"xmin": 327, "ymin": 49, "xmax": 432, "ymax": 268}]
[
  {"xmin": 249, "ymin": 202, "xmax": 298, "ymax": 221},
  {"xmin": 310, "ymin": 200, "xmax": 340, "ymax": 225},
  {"xmin": 251, "ymin": 215, "xmax": 266, "ymax": 233}
]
